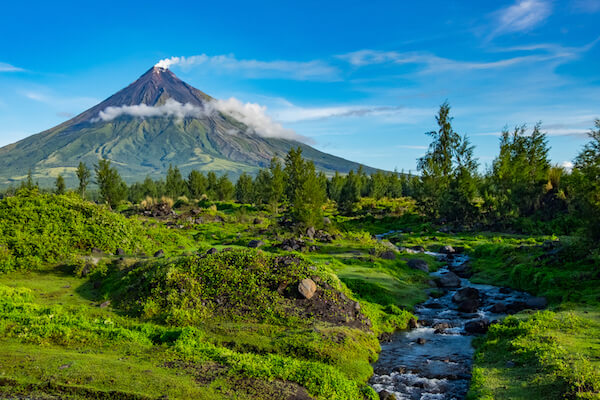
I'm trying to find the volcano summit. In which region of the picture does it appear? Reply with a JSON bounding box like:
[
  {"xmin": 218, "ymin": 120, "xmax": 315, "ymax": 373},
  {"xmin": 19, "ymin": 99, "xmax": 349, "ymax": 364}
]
[{"xmin": 0, "ymin": 66, "xmax": 372, "ymax": 185}]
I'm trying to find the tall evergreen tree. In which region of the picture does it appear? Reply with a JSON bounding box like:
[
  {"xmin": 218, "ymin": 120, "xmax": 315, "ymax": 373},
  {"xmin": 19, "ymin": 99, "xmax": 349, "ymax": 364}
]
[
  {"xmin": 215, "ymin": 174, "xmax": 234, "ymax": 201},
  {"xmin": 95, "ymin": 159, "xmax": 127, "ymax": 209},
  {"xmin": 76, "ymin": 162, "xmax": 91, "ymax": 197},
  {"xmin": 338, "ymin": 170, "xmax": 361, "ymax": 214},
  {"xmin": 55, "ymin": 174, "xmax": 66, "ymax": 195},
  {"xmin": 187, "ymin": 170, "xmax": 207, "ymax": 199},
  {"xmin": 235, "ymin": 173, "xmax": 254, "ymax": 204},
  {"xmin": 165, "ymin": 164, "xmax": 187, "ymax": 198}
]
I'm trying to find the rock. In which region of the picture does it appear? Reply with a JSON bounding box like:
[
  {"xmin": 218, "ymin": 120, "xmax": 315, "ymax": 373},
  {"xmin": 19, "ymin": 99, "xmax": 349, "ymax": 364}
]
[
  {"xmin": 506, "ymin": 301, "xmax": 527, "ymax": 314},
  {"xmin": 526, "ymin": 296, "xmax": 547, "ymax": 309},
  {"xmin": 439, "ymin": 245, "xmax": 455, "ymax": 254},
  {"xmin": 247, "ymin": 240, "xmax": 264, "ymax": 248},
  {"xmin": 58, "ymin": 363, "xmax": 72, "ymax": 370},
  {"xmin": 499, "ymin": 287, "xmax": 511, "ymax": 294},
  {"xmin": 457, "ymin": 298, "xmax": 479, "ymax": 313},
  {"xmin": 465, "ymin": 319, "xmax": 490, "ymax": 334},
  {"xmin": 449, "ymin": 261, "xmax": 472, "ymax": 278},
  {"xmin": 408, "ymin": 318, "xmax": 418, "ymax": 329},
  {"xmin": 505, "ymin": 360, "xmax": 516, "ymax": 368},
  {"xmin": 91, "ymin": 247, "xmax": 103, "ymax": 254},
  {"xmin": 323, "ymin": 217, "xmax": 332, "ymax": 225},
  {"xmin": 416, "ymin": 337, "xmax": 427, "ymax": 345},
  {"xmin": 92, "ymin": 281, "xmax": 102, "ymax": 289},
  {"xmin": 490, "ymin": 302, "xmax": 507, "ymax": 313},
  {"xmin": 411, "ymin": 245, "xmax": 425, "ymax": 252},
  {"xmin": 542, "ymin": 240, "xmax": 559, "ymax": 250},
  {"xmin": 453, "ymin": 246, "xmax": 465, "ymax": 253},
  {"xmin": 432, "ymin": 322, "xmax": 452, "ymax": 330},
  {"xmin": 380, "ymin": 250, "xmax": 396, "ymax": 260},
  {"xmin": 306, "ymin": 226, "xmax": 316, "ymax": 240},
  {"xmin": 154, "ymin": 249, "xmax": 165, "ymax": 258},
  {"xmin": 116, "ymin": 248, "xmax": 125, "ymax": 256},
  {"xmin": 407, "ymin": 258, "xmax": 429, "ymax": 272},
  {"xmin": 437, "ymin": 272, "xmax": 461, "ymax": 288},
  {"xmin": 298, "ymin": 278, "xmax": 317, "ymax": 299},
  {"xmin": 378, "ymin": 390, "xmax": 397, "ymax": 400},
  {"xmin": 206, "ymin": 247, "xmax": 218, "ymax": 255},
  {"xmin": 100, "ymin": 300, "xmax": 111, "ymax": 308},
  {"xmin": 452, "ymin": 287, "xmax": 480, "ymax": 303},
  {"xmin": 253, "ymin": 218, "xmax": 262, "ymax": 225},
  {"xmin": 353, "ymin": 301, "xmax": 361, "ymax": 312}
]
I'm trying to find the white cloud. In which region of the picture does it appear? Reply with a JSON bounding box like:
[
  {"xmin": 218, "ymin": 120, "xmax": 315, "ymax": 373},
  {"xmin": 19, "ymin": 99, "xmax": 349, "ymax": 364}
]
[
  {"xmin": 214, "ymin": 98, "xmax": 308, "ymax": 141},
  {"xmin": 0, "ymin": 62, "xmax": 24, "ymax": 72},
  {"xmin": 154, "ymin": 54, "xmax": 339, "ymax": 81},
  {"xmin": 96, "ymin": 99, "xmax": 212, "ymax": 121},
  {"xmin": 273, "ymin": 104, "xmax": 404, "ymax": 122},
  {"xmin": 561, "ymin": 161, "xmax": 574, "ymax": 171},
  {"xmin": 489, "ymin": 0, "xmax": 552, "ymax": 38},
  {"xmin": 339, "ymin": 49, "xmax": 556, "ymax": 74},
  {"xmin": 93, "ymin": 98, "xmax": 309, "ymax": 142}
]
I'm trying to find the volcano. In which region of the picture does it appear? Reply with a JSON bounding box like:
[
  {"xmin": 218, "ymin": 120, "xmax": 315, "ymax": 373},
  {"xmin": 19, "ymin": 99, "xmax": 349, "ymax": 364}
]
[{"xmin": 0, "ymin": 66, "xmax": 374, "ymax": 186}]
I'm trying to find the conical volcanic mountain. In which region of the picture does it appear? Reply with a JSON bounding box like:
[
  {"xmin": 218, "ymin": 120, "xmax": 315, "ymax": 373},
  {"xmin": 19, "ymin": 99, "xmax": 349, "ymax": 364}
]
[{"xmin": 0, "ymin": 66, "xmax": 374, "ymax": 186}]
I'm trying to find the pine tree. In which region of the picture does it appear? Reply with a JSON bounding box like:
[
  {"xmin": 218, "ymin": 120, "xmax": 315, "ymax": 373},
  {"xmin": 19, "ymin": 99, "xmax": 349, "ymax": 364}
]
[
  {"xmin": 55, "ymin": 174, "xmax": 66, "ymax": 195},
  {"xmin": 284, "ymin": 147, "xmax": 327, "ymax": 226},
  {"xmin": 235, "ymin": 173, "xmax": 254, "ymax": 204},
  {"xmin": 338, "ymin": 170, "xmax": 361, "ymax": 214},
  {"xmin": 327, "ymin": 171, "xmax": 344, "ymax": 203},
  {"xmin": 165, "ymin": 164, "xmax": 186, "ymax": 198},
  {"xmin": 95, "ymin": 159, "xmax": 127, "ymax": 209},
  {"xmin": 76, "ymin": 162, "xmax": 91, "ymax": 197},
  {"xmin": 215, "ymin": 174, "xmax": 234, "ymax": 201},
  {"xmin": 187, "ymin": 170, "xmax": 207, "ymax": 199}
]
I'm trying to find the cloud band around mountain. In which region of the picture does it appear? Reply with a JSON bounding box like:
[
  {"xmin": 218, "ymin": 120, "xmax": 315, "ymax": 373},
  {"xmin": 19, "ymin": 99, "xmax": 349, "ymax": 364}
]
[{"xmin": 93, "ymin": 98, "xmax": 309, "ymax": 142}]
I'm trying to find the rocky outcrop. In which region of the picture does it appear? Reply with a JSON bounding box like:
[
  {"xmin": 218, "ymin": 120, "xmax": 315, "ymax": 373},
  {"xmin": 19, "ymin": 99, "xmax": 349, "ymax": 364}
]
[
  {"xmin": 298, "ymin": 279, "xmax": 317, "ymax": 299},
  {"xmin": 437, "ymin": 271, "xmax": 461, "ymax": 288},
  {"xmin": 407, "ymin": 258, "xmax": 429, "ymax": 272}
]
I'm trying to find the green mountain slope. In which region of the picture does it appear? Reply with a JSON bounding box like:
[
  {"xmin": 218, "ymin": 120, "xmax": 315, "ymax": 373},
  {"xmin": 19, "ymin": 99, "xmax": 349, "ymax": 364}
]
[{"xmin": 0, "ymin": 67, "xmax": 375, "ymax": 186}]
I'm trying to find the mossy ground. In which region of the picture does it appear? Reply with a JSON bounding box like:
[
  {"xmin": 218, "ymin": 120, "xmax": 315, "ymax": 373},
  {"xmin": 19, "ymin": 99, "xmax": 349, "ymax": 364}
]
[{"xmin": 1, "ymin": 193, "xmax": 598, "ymax": 399}]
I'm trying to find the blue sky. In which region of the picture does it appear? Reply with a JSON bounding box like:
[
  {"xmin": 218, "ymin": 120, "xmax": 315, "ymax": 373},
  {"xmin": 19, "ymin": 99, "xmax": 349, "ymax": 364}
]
[{"xmin": 1, "ymin": 0, "xmax": 599, "ymax": 172}]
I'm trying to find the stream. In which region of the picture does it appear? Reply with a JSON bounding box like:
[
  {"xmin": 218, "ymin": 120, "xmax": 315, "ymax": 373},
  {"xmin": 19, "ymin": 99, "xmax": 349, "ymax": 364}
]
[{"xmin": 369, "ymin": 236, "xmax": 544, "ymax": 400}]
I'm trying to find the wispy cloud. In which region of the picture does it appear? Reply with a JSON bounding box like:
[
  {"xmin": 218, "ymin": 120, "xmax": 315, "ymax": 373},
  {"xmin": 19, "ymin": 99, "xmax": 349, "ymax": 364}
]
[
  {"xmin": 0, "ymin": 62, "xmax": 24, "ymax": 72},
  {"xmin": 93, "ymin": 98, "xmax": 309, "ymax": 142},
  {"xmin": 273, "ymin": 104, "xmax": 404, "ymax": 122},
  {"xmin": 489, "ymin": 0, "xmax": 552, "ymax": 39},
  {"xmin": 154, "ymin": 54, "xmax": 339, "ymax": 81}
]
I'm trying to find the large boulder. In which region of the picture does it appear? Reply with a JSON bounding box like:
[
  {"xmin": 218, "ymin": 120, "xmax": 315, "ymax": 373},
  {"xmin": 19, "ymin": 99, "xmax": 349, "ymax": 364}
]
[
  {"xmin": 306, "ymin": 227, "xmax": 316, "ymax": 240},
  {"xmin": 452, "ymin": 287, "xmax": 480, "ymax": 303},
  {"xmin": 380, "ymin": 250, "xmax": 396, "ymax": 260},
  {"xmin": 298, "ymin": 278, "xmax": 317, "ymax": 299},
  {"xmin": 378, "ymin": 390, "xmax": 397, "ymax": 400},
  {"xmin": 490, "ymin": 302, "xmax": 507, "ymax": 313},
  {"xmin": 465, "ymin": 319, "xmax": 490, "ymax": 334},
  {"xmin": 437, "ymin": 271, "xmax": 461, "ymax": 288},
  {"xmin": 407, "ymin": 258, "xmax": 429, "ymax": 272},
  {"xmin": 457, "ymin": 298, "xmax": 479, "ymax": 313}
]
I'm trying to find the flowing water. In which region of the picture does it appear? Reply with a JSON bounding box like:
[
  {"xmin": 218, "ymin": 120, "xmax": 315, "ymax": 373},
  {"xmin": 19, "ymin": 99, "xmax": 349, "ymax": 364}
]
[{"xmin": 369, "ymin": 238, "xmax": 541, "ymax": 400}]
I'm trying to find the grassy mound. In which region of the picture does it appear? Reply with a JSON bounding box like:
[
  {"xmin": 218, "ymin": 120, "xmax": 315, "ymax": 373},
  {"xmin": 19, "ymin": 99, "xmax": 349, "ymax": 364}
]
[
  {"xmin": 0, "ymin": 191, "xmax": 190, "ymax": 272},
  {"xmin": 107, "ymin": 250, "xmax": 369, "ymax": 328}
]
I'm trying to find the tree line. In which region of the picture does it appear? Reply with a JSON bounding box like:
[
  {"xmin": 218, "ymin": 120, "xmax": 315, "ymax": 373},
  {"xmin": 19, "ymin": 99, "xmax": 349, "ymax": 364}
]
[{"xmin": 10, "ymin": 102, "xmax": 600, "ymax": 240}]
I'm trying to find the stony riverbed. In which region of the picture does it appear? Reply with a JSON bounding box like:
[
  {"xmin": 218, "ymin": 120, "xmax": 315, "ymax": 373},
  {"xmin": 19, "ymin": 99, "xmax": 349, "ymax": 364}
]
[{"xmin": 370, "ymin": 248, "xmax": 546, "ymax": 400}]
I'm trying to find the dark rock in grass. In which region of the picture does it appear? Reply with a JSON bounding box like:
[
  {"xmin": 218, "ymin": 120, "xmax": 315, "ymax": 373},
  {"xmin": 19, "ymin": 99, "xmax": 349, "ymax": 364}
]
[
  {"xmin": 490, "ymin": 302, "xmax": 507, "ymax": 313},
  {"xmin": 380, "ymin": 250, "xmax": 396, "ymax": 260},
  {"xmin": 411, "ymin": 245, "xmax": 425, "ymax": 252},
  {"xmin": 378, "ymin": 389, "xmax": 397, "ymax": 400},
  {"xmin": 252, "ymin": 218, "xmax": 262, "ymax": 225},
  {"xmin": 116, "ymin": 248, "xmax": 125, "ymax": 256},
  {"xmin": 526, "ymin": 296, "xmax": 548, "ymax": 309},
  {"xmin": 306, "ymin": 226, "xmax": 316, "ymax": 240},
  {"xmin": 416, "ymin": 337, "xmax": 427, "ymax": 345},
  {"xmin": 323, "ymin": 217, "xmax": 332, "ymax": 225},
  {"xmin": 206, "ymin": 247, "xmax": 218, "ymax": 255},
  {"xmin": 457, "ymin": 298, "xmax": 479, "ymax": 313},
  {"xmin": 407, "ymin": 258, "xmax": 429, "ymax": 272},
  {"xmin": 298, "ymin": 278, "xmax": 317, "ymax": 300},
  {"xmin": 437, "ymin": 271, "xmax": 461, "ymax": 288},
  {"xmin": 506, "ymin": 360, "xmax": 516, "ymax": 368},
  {"xmin": 315, "ymin": 230, "xmax": 334, "ymax": 243},
  {"xmin": 154, "ymin": 249, "xmax": 165, "ymax": 258},
  {"xmin": 465, "ymin": 319, "xmax": 490, "ymax": 334},
  {"xmin": 439, "ymin": 245, "xmax": 455, "ymax": 254},
  {"xmin": 100, "ymin": 300, "xmax": 111, "ymax": 308},
  {"xmin": 453, "ymin": 246, "xmax": 465, "ymax": 253},
  {"xmin": 247, "ymin": 240, "xmax": 264, "ymax": 248},
  {"xmin": 92, "ymin": 247, "xmax": 103, "ymax": 254},
  {"xmin": 453, "ymin": 287, "xmax": 480, "ymax": 303},
  {"xmin": 92, "ymin": 281, "xmax": 102, "ymax": 289},
  {"xmin": 408, "ymin": 317, "xmax": 418, "ymax": 329}
]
